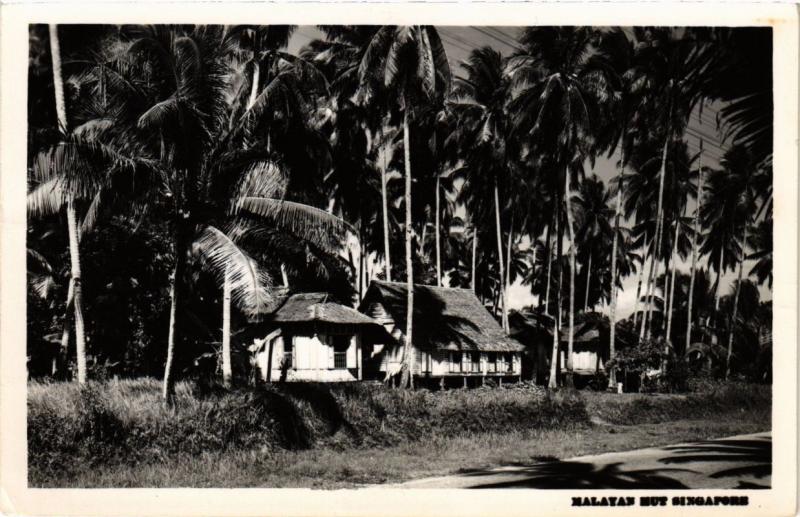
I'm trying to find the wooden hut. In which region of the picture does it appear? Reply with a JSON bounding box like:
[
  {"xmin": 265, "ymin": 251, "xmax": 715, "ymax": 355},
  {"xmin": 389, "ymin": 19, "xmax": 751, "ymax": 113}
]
[
  {"xmin": 358, "ymin": 281, "xmax": 526, "ymax": 386},
  {"xmin": 252, "ymin": 292, "xmax": 382, "ymax": 382},
  {"xmin": 510, "ymin": 310, "xmax": 628, "ymax": 385}
]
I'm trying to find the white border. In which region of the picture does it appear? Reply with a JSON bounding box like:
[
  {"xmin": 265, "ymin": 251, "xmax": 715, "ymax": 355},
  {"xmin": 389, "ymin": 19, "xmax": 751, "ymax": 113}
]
[{"xmin": 1, "ymin": 3, "xmax": 797, "ymax": 516}]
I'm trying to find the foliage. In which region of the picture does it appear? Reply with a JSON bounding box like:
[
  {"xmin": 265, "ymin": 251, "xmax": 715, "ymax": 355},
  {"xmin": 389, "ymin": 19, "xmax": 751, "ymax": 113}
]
[{"xmin": 26, "ymin": 25, "xmax": 773, "ymax": 385}]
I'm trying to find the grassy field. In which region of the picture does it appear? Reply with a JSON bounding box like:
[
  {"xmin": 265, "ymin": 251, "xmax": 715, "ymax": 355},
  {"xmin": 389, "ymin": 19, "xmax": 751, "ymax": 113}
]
[{"xmin": 28, "ymin": 379, "xmax": 771, "ymax": 488}]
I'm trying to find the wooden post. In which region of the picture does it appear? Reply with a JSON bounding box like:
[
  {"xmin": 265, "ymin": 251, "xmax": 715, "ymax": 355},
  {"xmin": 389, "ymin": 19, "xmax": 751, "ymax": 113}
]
[
  {"xmin": 439, "ymin": 377, "xmax": 445, "ymax": 390},
  {"xmin": 463, "ymin": 376, "xmax": 467, "ymax": 389},
  {"xmin": 499, "ymin": 377, "xmax": 503, "ymax": 387}
]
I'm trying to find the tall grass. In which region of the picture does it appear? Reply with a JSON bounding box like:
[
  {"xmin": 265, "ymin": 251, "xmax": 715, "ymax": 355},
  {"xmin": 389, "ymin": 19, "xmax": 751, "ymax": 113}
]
[{"xmin": 28, "ymin": 378, "xmax": 769, "ymax": 483}]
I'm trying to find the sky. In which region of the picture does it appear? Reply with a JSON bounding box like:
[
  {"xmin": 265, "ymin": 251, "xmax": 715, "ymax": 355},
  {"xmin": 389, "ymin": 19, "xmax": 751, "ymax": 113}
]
[{"xmin": 287, "ymin": 26, "xmax": 771, "ymax": 319}]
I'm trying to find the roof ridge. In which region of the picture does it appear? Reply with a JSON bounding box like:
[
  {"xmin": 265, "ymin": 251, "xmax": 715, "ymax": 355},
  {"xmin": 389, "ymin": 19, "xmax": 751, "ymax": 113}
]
[{"xmin": 371, "ymin": 280, "xmax": 475, "ymax": 293}]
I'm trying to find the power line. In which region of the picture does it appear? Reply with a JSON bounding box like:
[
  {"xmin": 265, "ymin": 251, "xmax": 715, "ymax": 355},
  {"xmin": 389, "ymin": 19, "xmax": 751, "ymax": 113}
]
[
  {"xmin": 440, "ymin": 28, "xmax": 479, "ymax": 50},
  {"xmin": 437, "ymin": 29, "xmax": 475, "ymax": 57},
  {"xmin": 485, "ymin": 27, "xmax": 525, "ymax": 52},
  {"xmin": 685, "ymin": 141, "xmax": 725, "ymax": 162},
  {"xmin": 685, "ymin": 128, "xmax": 728, "ymax": 155},
  {"xmin": 469, "ymin": 26, "xmax": 522, "ymax": 52},
  {"xmin": 686, "ymin": 141, "xmax": 724, "ymax": 163}
]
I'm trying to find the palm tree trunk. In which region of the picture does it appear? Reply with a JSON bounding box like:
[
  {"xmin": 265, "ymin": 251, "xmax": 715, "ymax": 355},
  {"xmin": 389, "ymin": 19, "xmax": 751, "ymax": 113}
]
[
  {"xmin": 686, "ymin": 162, "xmax": 704, "ymax": 351},
  {"xmin": 725, "ymin": 223, "xmax": 748, "ymax": 379},
  {"xmin": 221, "ymin": 266, "xmax": 233, "ymax": 388},
  {"xmin": 639, "ymin": 239, "xmax": 655, "ymax": 339},
  {"xmin": 381, "ymin": 146, "xmax": 392, "ymax": 281},
  {"xmin": 50, "ymin": 24, "xmax": 88, "ymax": 384},
  {"xmin": 471, "ymin": 224, "xmax": 477, "ymax": 291},
  {"xmin": 661, "ymin": 240, "xmax": 672, "ymax": 335},
  {"xmin": 608, "ymin": 163, "xmax": 624, "ymax": 389},
  {"xmin": 504, "ymin": 215, "xmax": 514, "ymax": 333},
  {"xmin": 632, "ymin": 230, "xmax": 648, "ymax": 329},
  {"xmin": 542, "ymin": 216, "xmax": 553, "ymax": 313},
  {"xmin": 665, "ymin": 219, "xmax": 681, "ymax": 344},
  {"xmin": 435, "ymin": 175, "xmax": 442, "ymax": 287},
  {"xmin": 583, "ymin": 252, "xmax": 592, "ymax": 312},
  {"xmin": 493, "ymin": 178, "xmax": 507, "ymax": 332},
  {"xmin": 57, "ymin": 278, "xmax": 74, "ymax": 378},
  {"xmin": 564, "ymin": 168, "xmax": 577, "ymax": 384},
  {"xmin": 162, "ymin": 224, "xmax": 190, "ymax": 406},
  {"xmin": 548, "ymin": 305, "xmax": 560, "ymax": 389},
  {"xmin": 645, "ymin": 130, "xmax": 671, "ymax": 341},
  {"xmin": 713, "ymin": 248, "xmax": 725, "ymax": 314},
  {"xmin": 400, "ymin": 107, "xmax": 415, "ymax": 389},
  {"xmin": 281, "ymin": 264, "xmax": 289, "ymax": 287},
  {"xmin": 547, "ymin": 211, "xmax": 559, "ymax": 316},
  {"xmin": 65, "ymin": 202, "xmax": 87, "ymax": 384},
  {"xmin": 706, "ymin": 248, "xmax": 726, "ymax": 345}
]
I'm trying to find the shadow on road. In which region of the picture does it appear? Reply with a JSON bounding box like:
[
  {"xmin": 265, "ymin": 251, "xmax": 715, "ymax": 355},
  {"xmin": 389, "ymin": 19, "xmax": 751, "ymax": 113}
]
[
  {"xmin": 658, "ymin": 437, "xmax": 771, "ymax": 489},
  {"xmin": 458, "ymin": 461, "xmax": 695, "ymax": 489},
  {"xmin": 449, "ymin": 434, "xmax": 772, "ymax": 489}
]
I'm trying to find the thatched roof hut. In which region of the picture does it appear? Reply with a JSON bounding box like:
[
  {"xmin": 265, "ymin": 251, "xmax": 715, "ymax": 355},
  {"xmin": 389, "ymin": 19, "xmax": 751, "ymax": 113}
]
[
  {"xmin": 273, "ymin": 292, "xmax": 377, "ymax": 326},
  {"xmin": 359, "ymin": 281, "xmax": 524, "ymax": 353}
]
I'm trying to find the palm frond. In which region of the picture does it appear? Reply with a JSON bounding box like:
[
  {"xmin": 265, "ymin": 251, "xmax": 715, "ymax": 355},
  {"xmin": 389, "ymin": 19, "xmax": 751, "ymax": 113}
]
[
  {"xmin": 193, "ymin": 225, "xmax": 274, "ymax": 317},
  {"xmin": 236, "ymin": 197, "xmax": 352, "ymax": 239}
]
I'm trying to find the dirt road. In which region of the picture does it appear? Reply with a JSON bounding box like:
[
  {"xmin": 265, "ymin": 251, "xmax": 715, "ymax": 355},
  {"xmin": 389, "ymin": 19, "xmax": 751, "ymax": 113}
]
[{"xmin": 394, "ymin": 432, "xmax": 771, "ymax": 489}]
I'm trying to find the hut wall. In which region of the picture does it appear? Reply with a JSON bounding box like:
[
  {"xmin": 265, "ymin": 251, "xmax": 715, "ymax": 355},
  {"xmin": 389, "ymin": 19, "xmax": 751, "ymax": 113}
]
[
  {"xmin": 559, "ymin": 345, "xmax": 604, "ymax": 374},
  {"xmin": 257, "ymin": 331, "xmax": 360, "ymax": 382}
]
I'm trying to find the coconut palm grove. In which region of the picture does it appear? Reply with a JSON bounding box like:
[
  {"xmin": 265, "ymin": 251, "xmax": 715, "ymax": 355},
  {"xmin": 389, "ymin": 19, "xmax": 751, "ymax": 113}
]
[{"xmin": 26, "ymin": 25, "xmax": 773, "ymax": 488}]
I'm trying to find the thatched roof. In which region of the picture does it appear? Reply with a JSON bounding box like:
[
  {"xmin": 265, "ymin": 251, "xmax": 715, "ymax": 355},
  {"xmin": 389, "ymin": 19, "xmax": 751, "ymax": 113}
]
[
  {"xmin": 273, "ymin": 292, "xmax": 377, "ymax": 326},
  {"xmin": 359, "ymin": 281, "xmax": 525, "ymax": 353}
]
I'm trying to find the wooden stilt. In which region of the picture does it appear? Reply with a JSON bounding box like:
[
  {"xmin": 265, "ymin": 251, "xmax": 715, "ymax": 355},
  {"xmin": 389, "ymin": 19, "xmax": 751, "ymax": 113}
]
[
  {"xmin": 463, "ymin": 376, "xmax": 467, "ymax": 389},
  {"xmin": 439, "ymin": 377, "xmax": 445, "ymax": 391},
  {"xmin": 499, "ymin": 377, "xmax": 503, "ymax": 387}
]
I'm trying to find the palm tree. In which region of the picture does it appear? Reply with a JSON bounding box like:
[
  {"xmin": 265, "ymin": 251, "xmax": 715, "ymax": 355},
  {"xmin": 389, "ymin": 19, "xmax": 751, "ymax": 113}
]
[
  {"xmin": 704, "ymin": 28, "xmax": 773, "ymax": 170},
  {"xmin": 593, "ymin": 27, "xmax": 648, "ymax": 388},
  {"xmin": 33, "ymin": 25, "xmax": 92, "ymax": 383},
  {"xmin": 747, "ymin": 218, "xmax": 772, "ymax": 288},
  {"xmin": 707, "ymin": 145, "xmax": 764, "ymax": 378},
  {"xmin": 358, "ymin": 26, "xmax": 451, "ymax": 388},
  {"xmin": 700, "ymin": 163, "xmax": 747, "ymax": 346},
  {"xmin": 80, "ymin": 26, "xmax": 337, "ymax": 403},
  {"xmin": 574, "ymin": 174, "xmax": 613, "ymax": 312},
  {"xmin": 508, "ymin": 27, "xmax": 609, "ymax": 386},
  {"xmin": 685, "ymin": 112, "xmax": 707, "ymax": 352},
  {"xmin": 301, "ymin": 25, "xmax": 399, "ymax": 281},
  {"xmin": 451, "ymin": 46, "xmax": 516, "ymax": 332},
  {"xmin": 226, "ymin": 25, "xmax": 296, "ymax": 111},
  {"xmin": 630, "ymin": 28, "xmax": 715, "ymax": 342}
]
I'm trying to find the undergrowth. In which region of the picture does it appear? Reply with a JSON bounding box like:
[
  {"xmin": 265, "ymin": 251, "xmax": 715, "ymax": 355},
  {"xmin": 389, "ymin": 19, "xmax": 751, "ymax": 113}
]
[{"xmin": 28, "ymin": 378, "xmax": 770, "ymax": 481}]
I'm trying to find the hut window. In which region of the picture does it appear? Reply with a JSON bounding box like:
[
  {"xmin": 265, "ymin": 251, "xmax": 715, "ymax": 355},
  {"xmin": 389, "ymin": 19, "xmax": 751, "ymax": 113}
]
[
  {"xmin": 449, "ymin": 352, "xmax": 463, "ymax": 373},
  {"xmin": 283, "ymin": 339, "xmax": 293, "ymax": 369},
  {"xmin": 470, "ymin": 352, "xmax": 481, "ymax": 373},
  {"xmin": 416, "ymin": 351, "xmax": 431, "ymax": 373},
  {"xmin": 497, "ymin": 353, "xmax": 507, "ymax": 372},
  {"xmin": 332, "ymin": 335, "xmax": 349, "ymax": 370},
  {"xmin": 504, "ymin": 353, "xmax": 514, "ymax": 372},
  {"xmin": 487, "ymin": 352, "xmax": 497, "ymax": 373}
]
